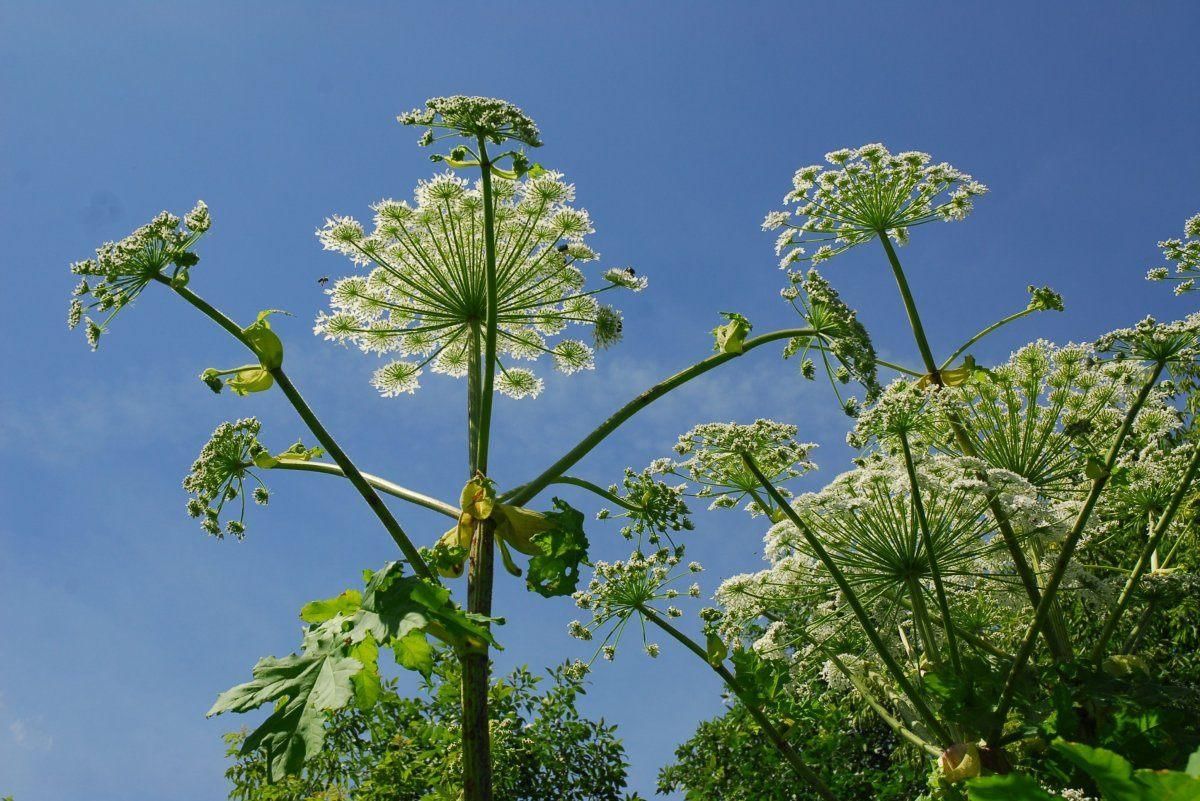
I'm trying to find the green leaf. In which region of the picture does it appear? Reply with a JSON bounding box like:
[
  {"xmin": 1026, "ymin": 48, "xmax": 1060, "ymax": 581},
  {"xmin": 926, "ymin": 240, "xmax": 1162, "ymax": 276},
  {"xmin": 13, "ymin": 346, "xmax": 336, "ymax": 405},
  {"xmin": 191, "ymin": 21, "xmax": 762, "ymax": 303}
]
[
  {"xmin": 712, "ymin": 312, "xmax": 752, "ymax": 355},
  {"xmin": 359, "ymin": 561, "xmax": 500, "ymax": 651},
  {"xmin": 349, "ymin": 637, "xmax": 382, "ymax": 708},
  {"xmin": 525, "ymin": 498, "xmax": 589, "ymax": 598},
  {"xmin": 1131, "ymin": 770, "xmax": 1200, "ymax": 800},
  {"xmin": 242, "ymin": 309, "xmax": 287, "ymax": 370},
  {"xmin": 207, "ymin": 651, "xmax": 361, "ymax": 778},
  {"xmin": 392, "ymin": 631, "xmax": 435, "ymax": 679},
  {"xmin": 1187, "ymin": 745, "xmax": 1200, "ymax": 778},
  {"xmin": 1055, "ymin": 740, "xmax": 1141, "ymax": 799},
  {"xmin": 1051, "ymin": 739, "xmax": 1200, "ymax": 800},
  {"xmin": 967, "ymin": 774, "xmax": 1055, "ymax": 801},
  {"xmin": 705, "ymin": 633, "xmax": 728, "ymax": 667},
  {"xmin": 1085, "ymin": 457, "xmax": 1110, "ymax": 481},
  {"xmin": 226, "ymin": 365, "xmax": 274, "ymax": 396},
  {"xmin": 299, "ymin": 590, "xmax": 363, "ymax": 624}
]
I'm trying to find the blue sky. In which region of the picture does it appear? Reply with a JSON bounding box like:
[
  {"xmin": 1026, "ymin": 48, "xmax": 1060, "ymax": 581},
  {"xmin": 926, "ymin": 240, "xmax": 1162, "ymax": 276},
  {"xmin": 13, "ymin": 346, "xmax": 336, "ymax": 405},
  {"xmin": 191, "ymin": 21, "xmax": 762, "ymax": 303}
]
[{"xmin": 2, "ymin": 2, "xmax": 1198, "ymax": 798}]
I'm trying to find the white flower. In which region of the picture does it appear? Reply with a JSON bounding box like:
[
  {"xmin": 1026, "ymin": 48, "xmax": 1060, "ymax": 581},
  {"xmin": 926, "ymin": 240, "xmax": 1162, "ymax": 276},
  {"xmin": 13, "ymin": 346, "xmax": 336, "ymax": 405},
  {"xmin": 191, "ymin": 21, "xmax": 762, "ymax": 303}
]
[
  {"xmin": 769, "ymin": 143, "xmax": 986, "ymax": 271},
  {"xmin": 316, "ymin": 169, "xmax": 642, "ymax": 398},
  {"xmin": 1146, "ymin": 211, "xmax": 1200, "ymax": 294},
  {"xmin": 372, "ymin": 361, "xmax": 422, "ymax": 396}
]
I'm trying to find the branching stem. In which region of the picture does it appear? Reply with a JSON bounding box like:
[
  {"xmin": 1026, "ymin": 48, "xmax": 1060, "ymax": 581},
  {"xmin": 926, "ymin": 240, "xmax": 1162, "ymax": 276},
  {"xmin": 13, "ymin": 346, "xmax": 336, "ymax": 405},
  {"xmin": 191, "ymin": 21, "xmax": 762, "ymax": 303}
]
[
  {"xmin": 989, "ymin": 361, "xmax": 1165, "ymax": 740},
  {"xmin": 744, "ymin": 453, "xmax": 953, "ymax": 745},
  {"xmin": 270, "ymin": 459, "xmax": 458, "ymax": 519},
  {"xmin": 503, "ymin": 327, "xmax": 818, "ymax": 507},
  {"xmin": 156, "ymin": 277, "xmax": 435, "ymax": 580}
]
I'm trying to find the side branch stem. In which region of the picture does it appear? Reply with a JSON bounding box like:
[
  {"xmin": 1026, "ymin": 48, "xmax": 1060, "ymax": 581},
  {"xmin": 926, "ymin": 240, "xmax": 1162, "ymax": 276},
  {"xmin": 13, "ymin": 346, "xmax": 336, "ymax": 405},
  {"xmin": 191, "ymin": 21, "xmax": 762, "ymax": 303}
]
[
  {"xmin": 160, "ymin": 278, "xmax": 434, "ymax": 580},
  {"xmin": 989, "ymin": 361, "xmax": 1165, "ymax": 739},
  {"xmin": 639, "ymin": 606, "xmax": 839, "ymax": 801},
  {"xmin": 503, "ymin": 327, "xmax": 817, "ymax": 507},
  {"xmin": 744, "ymin": 454, "xmax": 953, "ymax": 745},
  {"xmin": 270, "ymin": 460, "xmax": 458, "ymax": 519}
]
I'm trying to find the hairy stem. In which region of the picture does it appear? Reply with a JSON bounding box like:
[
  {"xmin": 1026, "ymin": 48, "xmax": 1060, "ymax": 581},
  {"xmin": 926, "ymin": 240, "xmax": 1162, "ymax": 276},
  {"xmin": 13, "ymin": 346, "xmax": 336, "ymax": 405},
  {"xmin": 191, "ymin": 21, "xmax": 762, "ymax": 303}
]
[
  {"xmin": 476, "ymin": 139, "xmax": 499, "ymax": 472},
  {"xmin": 503, "ymin": 327, "xmax": 817, "ymax": 507},
  {"xmin": 639, "ymin": 606, "xmax": 839, "ymax": 801},
  {"xmin": 462, "ymin": 147, "xmax": 499, "ymax": 801},
  {"xmin": 879, "ymin": 234, "xmax": 941, "ymax": 383},
  {"xmin": 159, "ymin": 278, "xmax": 434, "ymax": 580},
  {"xmin": 744, "ymin": 453, "xmax": 953, "ymax": 744}
]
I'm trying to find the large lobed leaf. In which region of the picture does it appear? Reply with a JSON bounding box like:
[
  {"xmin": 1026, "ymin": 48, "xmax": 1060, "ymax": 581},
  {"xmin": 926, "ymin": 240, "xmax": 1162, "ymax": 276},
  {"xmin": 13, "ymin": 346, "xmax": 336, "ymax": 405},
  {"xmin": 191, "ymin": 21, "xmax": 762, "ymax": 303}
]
[
  {"xmin": 208, "ymin": 562, "xmax": 502, "ymax": 778},
  {"xmin": 207, "ymin": 652, "xmax": 361, "ymax": 778},
  {"xmin": 525, "ymin": 498, "xmax": 589, "ymax": 597}
]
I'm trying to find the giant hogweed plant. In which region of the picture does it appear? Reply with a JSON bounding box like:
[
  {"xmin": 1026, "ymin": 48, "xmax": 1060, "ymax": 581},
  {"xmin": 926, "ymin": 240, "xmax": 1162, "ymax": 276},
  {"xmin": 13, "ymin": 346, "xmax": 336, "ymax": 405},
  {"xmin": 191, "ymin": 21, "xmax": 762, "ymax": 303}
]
[
  {"xmin": 67, "ymin": 96, "xmax": 848, "ymax": 800},
  {"xmin": 625, "ymin": 148, "xmax": 1200, "ymax": 797},
  {"xmin": 69, "ymin": 101, "xmax": 1200, "ymax": 798}
]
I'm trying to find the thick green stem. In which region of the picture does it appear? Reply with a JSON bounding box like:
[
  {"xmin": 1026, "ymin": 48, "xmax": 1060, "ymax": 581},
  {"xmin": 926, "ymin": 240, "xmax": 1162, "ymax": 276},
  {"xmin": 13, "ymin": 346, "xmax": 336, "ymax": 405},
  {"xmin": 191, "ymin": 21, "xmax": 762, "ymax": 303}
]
[
  {"xmin": 270, "ymin": 459, "xmax": 458, "ymax": 519},
  {"xmin": 462, "ymin": 148, "xmax": 499, "ymax": 801},
  {"xmin": 272, "ymin": 370, "xmax": 436, "ymax": 578},
  {"xmin": 879, "ymin": 234, "xmax": 941, "ymax": 382},
  {"xmin": 160, "ymin": 279, "xmax": 434, "ymax": 580},
  {"xmin": 476, "ymin": 140, "xmax": 499, "ymax": 472},
  {"xmin": 503, "ymin": 328, "xmax": 817, "ymax": 507},
  {"xmin": 744, "ymin": 454, "xmax": 953, "ymax": 744},
  {"xmin": 468, "ymin": 325, "xmax": 481, "ymax": 472},
  {"xmin": 639, "ymin": 607, "xmax": 839, "ymax": 800},
  {"xmin": 900, "ymin": 433, "xmax": 963, "ymax": 674},
  {"xmin": 1090, "ymin": 441, "xmax": 1200, "ymax": 661},
  {"xmin": 989, "ymin": 362, "xmax": 1165, "ymax": 740}
]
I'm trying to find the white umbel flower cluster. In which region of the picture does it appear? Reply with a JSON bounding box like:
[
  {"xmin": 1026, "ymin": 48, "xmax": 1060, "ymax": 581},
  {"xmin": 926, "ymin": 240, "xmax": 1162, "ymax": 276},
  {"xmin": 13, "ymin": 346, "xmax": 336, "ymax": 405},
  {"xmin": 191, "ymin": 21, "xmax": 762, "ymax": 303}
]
[
  {"xmin": 660, "ymin": 420, "xmax": 816, "ymax": 517},
  {"xmin": 1146, "ymin": 211, "xmax": 1200, "ymax": 295},
  {"xmin": 68, "ymin": 201, "xmax": 210, "ymax": 349},
  {"xmin": 570, "ymin": 546, "xmax": 702, "ymax": 663},
  {"xmin": 766, "ymin": 143, "xmax": 987, "ymax": 271},
  {"xmin": 315, "ymin": 171, "xmax": 642, "ymax": 398}
]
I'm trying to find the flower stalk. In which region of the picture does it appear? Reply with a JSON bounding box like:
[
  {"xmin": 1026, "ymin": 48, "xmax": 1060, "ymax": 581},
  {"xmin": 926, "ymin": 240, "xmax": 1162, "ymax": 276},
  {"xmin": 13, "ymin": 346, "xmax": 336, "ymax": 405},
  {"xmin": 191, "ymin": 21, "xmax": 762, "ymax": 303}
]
[
  {"xmin": 875, "ymin": 239, "xmax": 1073, "ymax": 661},
  {"xmin": 638, "ymin": 605, "xmax": 839, "ymax": 801},
  {"xmin": 899, "ymin": 431, "xmax": 963, "ymax": 674},
  {"xmin": 743, "ymin": 453, "xmax": 953, "ymax": 745},
  {"xmin": 157, "ymin": 277, "xmax": 435, "ymax": 580},
  {"xmin": 1090, "ymin": 440, "xmax": 1200, "ymax": 661},
  {"xmin": 989, "ymin": 360, "xmax": 1165, "ymax": 740}
]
